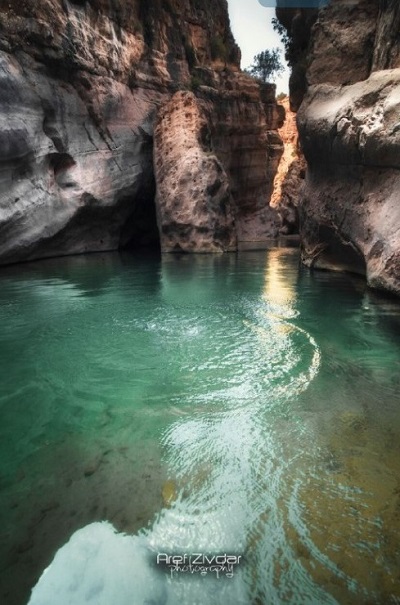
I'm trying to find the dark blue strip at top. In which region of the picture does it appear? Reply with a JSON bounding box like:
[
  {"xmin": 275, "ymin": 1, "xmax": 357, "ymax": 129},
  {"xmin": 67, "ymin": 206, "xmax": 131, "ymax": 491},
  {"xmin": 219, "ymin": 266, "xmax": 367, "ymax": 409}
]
[{"xmin": 258, "ymin": 0, "xmax": 330, "ymax": 7}]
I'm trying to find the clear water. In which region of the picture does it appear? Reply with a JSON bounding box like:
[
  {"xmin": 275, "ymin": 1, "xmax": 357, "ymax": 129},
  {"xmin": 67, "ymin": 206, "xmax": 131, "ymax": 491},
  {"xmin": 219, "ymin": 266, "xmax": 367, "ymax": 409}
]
[{"xmin": 0, "ymin": 249, "xmax": 400, "ymax": 605}]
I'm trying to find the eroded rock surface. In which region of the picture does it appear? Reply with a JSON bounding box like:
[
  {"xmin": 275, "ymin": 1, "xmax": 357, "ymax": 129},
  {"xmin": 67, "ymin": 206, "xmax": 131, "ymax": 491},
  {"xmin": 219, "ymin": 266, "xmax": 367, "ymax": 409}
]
[
  {"xmin": 203, "ymin": 80, "xmax": 284, "ymax": 243},
  {"xmin": 154, "ymin": 91, "xmax": 235, "ymax": 252},
  {"xmin": 298, "ymin": 70, "xmax": 400, "ymax": 293},
  {"xmin": 277, "ymin": 0, "xmax": 400, "ymax": 295},
  {"xmin": 0, "ymin": 50, "xmax": 159, "ymax": 263},
  {"xmin": 0, "ymin": 0, "xmax": 283, "ymax": 263}
]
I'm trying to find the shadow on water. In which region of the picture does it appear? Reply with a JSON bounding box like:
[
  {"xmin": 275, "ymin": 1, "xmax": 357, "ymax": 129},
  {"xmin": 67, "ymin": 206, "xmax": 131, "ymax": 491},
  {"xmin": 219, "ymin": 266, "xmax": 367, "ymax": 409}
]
[
  {"xmin": 0, "ymin": 250, "xmax": 163, "ymax": 300},
  {"xmin": 0, "ymin": 250, "xmax": 165, "ymax": 605}
]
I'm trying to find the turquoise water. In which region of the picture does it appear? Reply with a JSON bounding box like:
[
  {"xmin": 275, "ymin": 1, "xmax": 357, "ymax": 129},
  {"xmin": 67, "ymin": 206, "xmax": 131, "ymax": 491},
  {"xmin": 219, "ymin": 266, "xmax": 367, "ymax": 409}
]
[{"xmin": 0, "ymin": 249, "xmax": 400, "ymax": 605}]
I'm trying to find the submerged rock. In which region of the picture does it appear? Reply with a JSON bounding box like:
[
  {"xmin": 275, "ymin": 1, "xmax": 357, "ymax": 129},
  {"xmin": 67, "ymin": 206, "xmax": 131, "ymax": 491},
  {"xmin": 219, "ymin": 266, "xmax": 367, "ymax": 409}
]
[{"xmin": 161, "ymin": 479, "xmax": 178, "ymax": 507}]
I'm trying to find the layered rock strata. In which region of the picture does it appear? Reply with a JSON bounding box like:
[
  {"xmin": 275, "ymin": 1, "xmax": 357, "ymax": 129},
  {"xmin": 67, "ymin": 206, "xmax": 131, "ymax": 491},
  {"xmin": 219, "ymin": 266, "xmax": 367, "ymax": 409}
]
[
  {"xmin": 0, "ymin": 0, "xmax": 283, "ymax": 263},
  {"xmin": 277, "ymin": 0, "xmax": 400, "ymax": 295},
  {"xmin": 200, "ymin": 80, "xmax": 284, "ymax": 244}
]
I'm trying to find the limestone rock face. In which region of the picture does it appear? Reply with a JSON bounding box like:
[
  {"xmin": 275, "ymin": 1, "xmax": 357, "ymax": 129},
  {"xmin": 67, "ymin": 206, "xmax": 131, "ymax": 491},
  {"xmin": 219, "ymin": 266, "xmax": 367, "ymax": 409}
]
[
  {"xmin": 154, "ymin": 91, "xmax": 235, "ymax": 252},
  {"xmin": 306, "ymin": 0, "xmax": 379, "ymax": 87},
  {"xmin": 277, "ymin": 0, "xmax": 400, "ymax": 295},
  {"xmin": 201, "ymin": 78, "xmax": 283, "ymax": 243},
  {"xmin": 0, "ymin": 51, "xmax": 159, "ymax": 263},
  {"xmin": 298, "ymin": 69, "xmax": 400, "ymax": 294},
  {"xmin": 372, "ymin": 0, "xmax": 400, "ymax": 71},
  {"xmin": 0, "ymin": 0, "xmax": 283, "ymax": 263},
  {"xmin": 276, "ymin": 158, "xmax": 306, "ymax": 236}
]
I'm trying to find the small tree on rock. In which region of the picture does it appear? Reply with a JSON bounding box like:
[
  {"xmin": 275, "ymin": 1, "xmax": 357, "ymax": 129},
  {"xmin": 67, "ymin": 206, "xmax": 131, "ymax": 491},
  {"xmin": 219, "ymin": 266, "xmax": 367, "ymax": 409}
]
[{"xmin": 246, "ymin": 48, "xmax": 284, "ymax": 83}]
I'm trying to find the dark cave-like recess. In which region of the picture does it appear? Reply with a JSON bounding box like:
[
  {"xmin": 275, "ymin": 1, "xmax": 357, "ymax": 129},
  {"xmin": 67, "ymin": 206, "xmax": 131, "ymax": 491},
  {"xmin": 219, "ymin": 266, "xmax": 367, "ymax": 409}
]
[
  {"xmin": 118, "ymin": 180, "xmax": 161, "ymax": 252},
  {"xmin": 311, "ymin": 225, "xmax": 367, "ymax": 276}
]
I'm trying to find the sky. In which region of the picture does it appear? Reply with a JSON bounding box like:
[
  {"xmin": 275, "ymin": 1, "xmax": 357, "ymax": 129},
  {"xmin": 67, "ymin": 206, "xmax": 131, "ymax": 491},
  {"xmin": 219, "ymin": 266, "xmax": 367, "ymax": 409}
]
[{"xmin": 227, "ymin": 0, "xmax": 290, "ymax": 94}]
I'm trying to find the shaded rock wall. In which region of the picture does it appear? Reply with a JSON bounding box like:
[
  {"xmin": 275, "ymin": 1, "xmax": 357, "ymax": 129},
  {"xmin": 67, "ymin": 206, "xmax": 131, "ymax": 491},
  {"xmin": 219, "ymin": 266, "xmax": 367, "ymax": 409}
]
[
  {"xmin": 306, "ymin": 0, "xmax": 378, "ymax": 87},
  {"xmin": 274, "ymin": 6, "xmax": 318, "ymax": 111},
  {"xmin": 0, "ymin": 50, "xmax": 159, "ymax": 262},
  {"xmin": 200, "ymin": 79, "xmax": 284, "ymax": 242},
  {"xmin": 277, "ymin": 0, "xmax": 400, "ymax": 295},
  {"xmin": 0, "ymin": 0, "xmax": 283, "ymax": 263}
]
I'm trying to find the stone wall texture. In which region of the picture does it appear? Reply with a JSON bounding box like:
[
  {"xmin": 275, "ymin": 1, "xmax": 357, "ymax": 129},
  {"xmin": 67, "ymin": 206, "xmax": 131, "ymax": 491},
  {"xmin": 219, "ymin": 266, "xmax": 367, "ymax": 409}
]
[
  {"xmin": 277, "ymin": 0, "xmax": 400, "ymax": 295},
  {"xmin": 0, "ymin": 0, "xmax": 283, "ymax": 262}
]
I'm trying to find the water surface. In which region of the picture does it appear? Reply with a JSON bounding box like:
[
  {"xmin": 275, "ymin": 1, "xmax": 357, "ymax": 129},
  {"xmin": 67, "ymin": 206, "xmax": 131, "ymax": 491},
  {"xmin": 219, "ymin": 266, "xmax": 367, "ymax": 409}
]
[{"xmin": 0, "ymin": 249, "xmax": 399, "ymax": 604}]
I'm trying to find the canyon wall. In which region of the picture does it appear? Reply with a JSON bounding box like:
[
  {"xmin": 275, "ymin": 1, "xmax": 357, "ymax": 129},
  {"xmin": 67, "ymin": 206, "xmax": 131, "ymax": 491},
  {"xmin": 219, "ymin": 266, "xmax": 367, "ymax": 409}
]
[
  {"xmin": 0, "ymin": 0, "xmax": 283, "ymax": 262},
  {"xmin": 277, "ymin": 0, "xmax": 400, "ymax": 295},
  {"xmin": 270, "ymin": 96, "xmax": 305, "ymax": 235}
]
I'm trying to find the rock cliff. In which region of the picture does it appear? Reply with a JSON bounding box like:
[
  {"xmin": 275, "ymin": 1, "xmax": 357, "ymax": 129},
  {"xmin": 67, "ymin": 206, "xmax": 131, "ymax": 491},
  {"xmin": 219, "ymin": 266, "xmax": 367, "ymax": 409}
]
[
  {"xmin": 277, "ymin": 0, "xmax": 400, "ymax": 296},
  {"xmin": 0, "ymin": 0, "xmax": 283, "ymax": 263},
  {"xmin": 154, "ymin": 90, "xmax": 236, "ymax": 253},
  {"xmin": 270, "ymin": 96, "xmax": 305, "ymax": 235}
]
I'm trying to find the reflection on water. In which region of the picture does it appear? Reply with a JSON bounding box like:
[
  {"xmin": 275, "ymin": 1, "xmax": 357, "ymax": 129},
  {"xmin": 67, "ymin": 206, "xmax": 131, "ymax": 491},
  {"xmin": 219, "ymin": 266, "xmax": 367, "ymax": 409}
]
[
  {"xmin": 263, "ymin": 248, "xmax": 297, "ymax": 310},
  {"xmin": 0, "ymin": 250, "xmax": 399, "ymax": 604}
]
